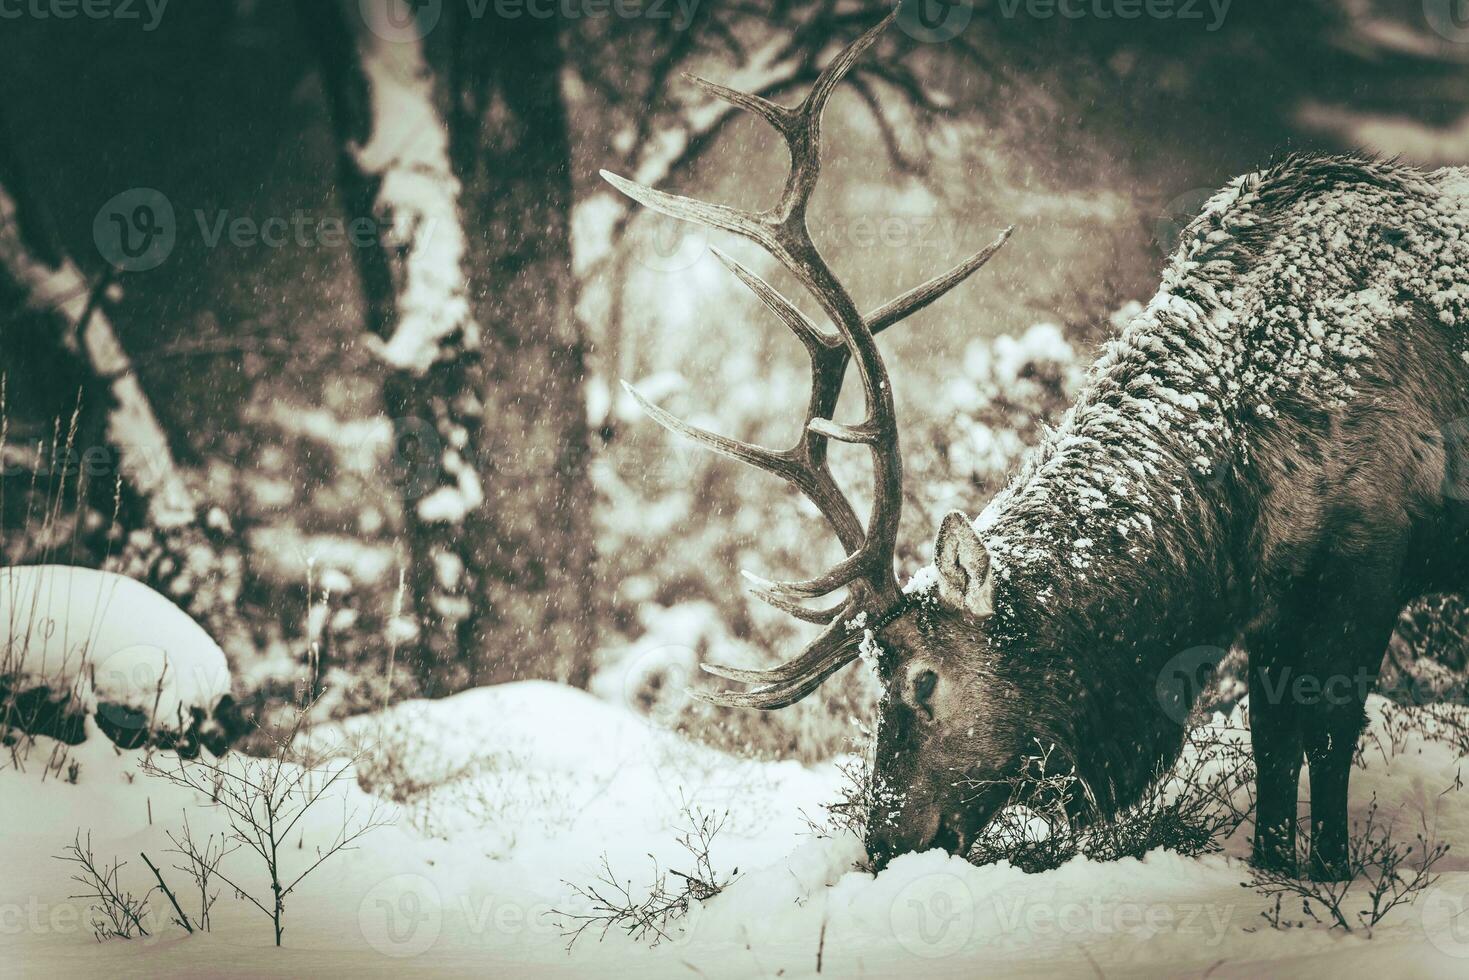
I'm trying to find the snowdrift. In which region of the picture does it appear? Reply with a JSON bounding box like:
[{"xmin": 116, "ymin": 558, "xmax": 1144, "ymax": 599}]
[
  {"xmin": 0, "ymin": 565, "xmax": 238, "ymax": 756},
  {"xmin": 4, "ymin": 679, "xmax": 1469, "ymax": 978}
]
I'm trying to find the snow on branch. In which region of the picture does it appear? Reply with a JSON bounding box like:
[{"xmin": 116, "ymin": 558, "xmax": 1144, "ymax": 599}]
[
  {"xmin": 0, "ymin": 182, "xmax": 195, "ymax": 529},
  {"xmin": 349, "ymin": 3, "xmax": 476, "ymax": 375}
]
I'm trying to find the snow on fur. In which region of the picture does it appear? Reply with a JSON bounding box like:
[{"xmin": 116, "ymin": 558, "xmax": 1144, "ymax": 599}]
[{"xmin": 978, "ymin": 157, "xmax": 1469, "ymax": 579}]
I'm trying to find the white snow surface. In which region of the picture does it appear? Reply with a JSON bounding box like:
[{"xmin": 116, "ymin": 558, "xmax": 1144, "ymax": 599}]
[
  {"xmin": 5, "ymin": 682, "xmax": 1469, "ymax": 978},
  {"xmin": 1, "ymin": 565, "xmax": 230, "ymax": 727}
]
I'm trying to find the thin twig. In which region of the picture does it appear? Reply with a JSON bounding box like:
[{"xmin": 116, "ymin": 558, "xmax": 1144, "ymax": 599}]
[{"xmin": 140, "ymin": 851, "xmax": 194, "ymax": 934}]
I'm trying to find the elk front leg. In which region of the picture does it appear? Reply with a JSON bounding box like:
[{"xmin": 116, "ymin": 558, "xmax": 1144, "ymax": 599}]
[
  {"xmin": 1248, "ymin": 656, "xmax": 1302, "ymax": 876},
  {"xmin": 1303, "ymin": 623, "xmax": 1390, "ymax": 881},
  {"xmin": 1303, "ymin": 706, "xmax": 1364, "ymax": 881}
]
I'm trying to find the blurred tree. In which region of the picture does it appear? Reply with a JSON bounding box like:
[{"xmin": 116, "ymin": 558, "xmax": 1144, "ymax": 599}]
[
  {"xmin": 0, "ymin": 107, "xmax": 244, "ymax": 652},
  {"xmin": 291, "ymin": 0, "xmax": 1469, "ymax": 694},
  {"xmin": 5, "ymin": 0, "xmax": 1468, "ymax": 705},
  {"xmin": 293, "ymin": 0, "xmax": 1003, "ymax": 692}
]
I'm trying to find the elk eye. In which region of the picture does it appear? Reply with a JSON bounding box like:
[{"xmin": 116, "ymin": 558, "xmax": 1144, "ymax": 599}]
[{"xmin": 912, "ymin": 669, "xmax": 938, "ymax": 710}]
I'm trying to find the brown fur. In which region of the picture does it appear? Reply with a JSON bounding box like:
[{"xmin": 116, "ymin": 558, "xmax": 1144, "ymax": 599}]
[{"xmin": 865, "ymin": 155, "xmax": 1469, "ymax": 878}]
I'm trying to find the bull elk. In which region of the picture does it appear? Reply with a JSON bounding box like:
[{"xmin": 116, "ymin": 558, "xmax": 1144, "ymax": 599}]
[{"xmin": 603, "ymin": 10, "xmax": 1469, "ymax": 879}]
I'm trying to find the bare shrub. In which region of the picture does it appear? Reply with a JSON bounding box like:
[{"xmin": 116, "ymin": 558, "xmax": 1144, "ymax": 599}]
[
  {"xmin": 966, "ymin": 741, "xmax": 1088, "ymax": 873},
  {"xmin": 966, "ymin": 718, "xmax": 1256, "ymax": 874},
  {"xmin": 1352, "ymin": 700, "xmax": 1469, "ymax": 774},
  {"xmin": 801, "ymin": 749, "xmax": 878, "ymax": 849},
  {"xmin": 556, "ymin": 797, "xmax": 735, "ymax": 949},
  {"xmin": 162, "ymin": 812, "xmax": 232, "ymax": 932},
  {"xmin": 351, "ymin": 710, "xmax": 573, "ymax": 847},
  {"xmin": 1245, "ymin": 796, "xmax": 1449, "ymax": 935},
  {"xmin": 141, "ymin": 706, "xmax": 387, "ymax": 946},
  {"xmin": 1404, "ymin": 702, "xmax": 1469, "ymax": 756},
  {"xmin": 1086, "ymin": 720, "xmax": 1256, "ymax": 863},
  {"xmin": 55, "ymin": 832, "xmax": 151, "ymax": 941}
]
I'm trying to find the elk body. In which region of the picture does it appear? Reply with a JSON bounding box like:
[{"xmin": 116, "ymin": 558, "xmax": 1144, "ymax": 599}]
[{"xmin": 606, "ymin": 12, "xmax": 1469, "ymax": 880}]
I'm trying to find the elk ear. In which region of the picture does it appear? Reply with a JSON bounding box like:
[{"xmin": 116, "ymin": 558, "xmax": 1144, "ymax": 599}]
[{"xmin": 934, "ymin": 511, "xmax": 993, "ymax": 617}]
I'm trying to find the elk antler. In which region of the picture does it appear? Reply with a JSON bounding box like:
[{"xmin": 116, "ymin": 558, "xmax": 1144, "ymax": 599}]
[{"xmin": 604, "ymin": 8, "xmax": 1012, "ymax": 708}]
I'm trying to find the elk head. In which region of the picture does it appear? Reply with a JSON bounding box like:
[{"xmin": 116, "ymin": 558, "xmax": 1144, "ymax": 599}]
[{"xmin": 603, "ymin": 10, "xmax": 1018, "ymax": 870}]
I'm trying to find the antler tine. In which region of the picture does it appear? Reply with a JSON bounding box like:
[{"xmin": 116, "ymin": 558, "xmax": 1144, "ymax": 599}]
[
  {"xmin": 741, "ymin": 567, "xmax": 856, "ymax": 612},
  {"xmin": 701, "ymin": 604, "xmax": 859, "ymax": 683},
  {"xmin": 682, "ymin": 72, "xmax": 796, "ymax": 135},
  {"xmin": 598, "ymin": 170, "xmax": 777, "ymax": 251},
  {"xmin": 799, "ymin": 10, "xmax": 899, "ymax": 134},
  {"xmin": 709, "ymin": 247, "xmax": 839, "ymax": 356},
  {"xmin": 715, "ymin": 14, "xmax": 908, "ymax": 613},
  {"xmin": 624, "ymin": 376, "xmax": 867, "ymax": 567},
  {"xmin": 693, "ymin": 646, "xmax": 860, "ymax": 709},
  {"xmin": 741, "ymin": 549, "xmax": 873, "ymax": 601},
  {"xmin": 695, "ymin": 616, "xmax": 862, "ymax": 704},
  {"xmin": 743, "ymin": 584, "xmax": 844, "ymax": 625},
  {"xmin": 765, "ymin": 10, "xmax": 899, "ymax": 229},
  {"xmin": 621, "ymin": 381, "xmax": 794, "ymax": 477},
  {"xmin": 868, "ymin": 226, "xmax": 1015, "ymax": 335},
  {"xmin": 807, "ymin": 417, "xmax": 878, "ymax": 445},
  {"xmin": 609, "ymin": 8, "xmax": 937, "ymax": 708}
]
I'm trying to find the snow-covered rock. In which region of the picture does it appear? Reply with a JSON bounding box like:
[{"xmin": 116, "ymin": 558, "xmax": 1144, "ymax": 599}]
[{"xmin": 0, "ymin": 565, "xmax": 238, "ymax": 756}]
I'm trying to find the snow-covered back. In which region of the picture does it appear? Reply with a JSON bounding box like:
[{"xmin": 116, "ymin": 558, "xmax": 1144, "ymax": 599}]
[{"xmin": 980, "ymin": 158, "xmax": 1469, "ymax": 578}]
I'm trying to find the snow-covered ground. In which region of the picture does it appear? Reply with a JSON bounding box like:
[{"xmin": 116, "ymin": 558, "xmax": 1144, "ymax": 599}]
[{"xmin": 4, "ymin": 683, "xmax": 1469, "ymax": 979}]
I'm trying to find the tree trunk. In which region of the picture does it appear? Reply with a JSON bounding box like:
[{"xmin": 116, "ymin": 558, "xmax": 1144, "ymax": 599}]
[
  {"xmin": 446, "ymin": 11, "xmax": 597, "ymax": 689},
  {"xmin": 302, "ymin": 1, "xmax": 596, "ymax": 691},
  {"xmin": 0, "ymin": 112, "xmax": 244, "ymax": 653}
]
